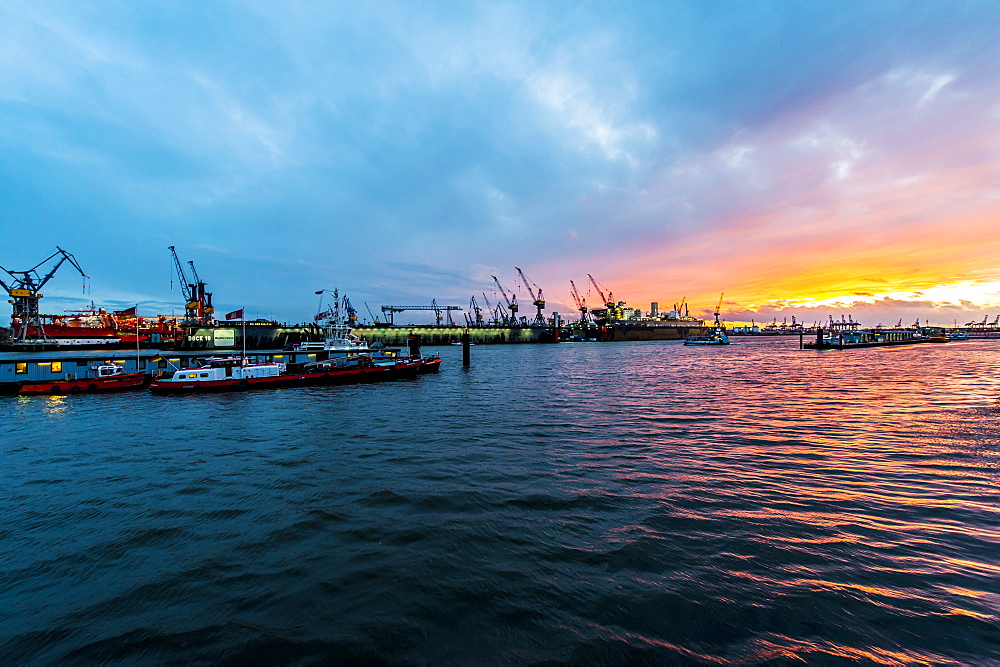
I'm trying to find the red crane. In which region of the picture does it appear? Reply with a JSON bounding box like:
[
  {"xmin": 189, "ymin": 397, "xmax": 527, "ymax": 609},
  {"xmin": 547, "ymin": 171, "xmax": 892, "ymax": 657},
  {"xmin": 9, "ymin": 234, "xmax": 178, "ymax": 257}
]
[{"xmin": 587, "ymin": 273, "xmax": 617, "ymax": 319}]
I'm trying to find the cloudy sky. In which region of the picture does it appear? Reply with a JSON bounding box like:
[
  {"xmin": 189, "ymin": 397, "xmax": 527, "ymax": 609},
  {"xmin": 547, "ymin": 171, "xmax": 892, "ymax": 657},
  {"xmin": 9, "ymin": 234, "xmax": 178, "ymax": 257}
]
[{"xmin": 2, "ymin": 1, "xmax": 999, "ymax": 326}]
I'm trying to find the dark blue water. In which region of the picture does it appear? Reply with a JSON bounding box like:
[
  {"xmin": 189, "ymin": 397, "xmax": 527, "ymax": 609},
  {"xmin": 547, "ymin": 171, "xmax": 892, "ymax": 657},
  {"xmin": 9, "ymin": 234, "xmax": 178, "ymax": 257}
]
[{"xmin": 2, "ymin": 338, "xmax": 999, "ymax": 663}]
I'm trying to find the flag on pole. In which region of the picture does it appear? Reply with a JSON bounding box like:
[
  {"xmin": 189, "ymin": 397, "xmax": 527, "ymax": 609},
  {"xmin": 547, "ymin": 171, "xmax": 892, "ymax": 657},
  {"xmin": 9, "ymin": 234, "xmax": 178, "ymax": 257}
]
[
  {"xmin": 226, "ymin": 308, "xmax": 244, "ymax": 320},
  {"xmin": 114, "ymin": 306, "xmax": 137, "ymax": 317}
]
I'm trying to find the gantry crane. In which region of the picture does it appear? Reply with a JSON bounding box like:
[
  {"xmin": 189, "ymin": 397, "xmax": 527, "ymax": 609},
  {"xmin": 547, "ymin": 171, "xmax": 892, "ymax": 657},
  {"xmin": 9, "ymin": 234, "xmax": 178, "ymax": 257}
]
[
  {"xmin": 168, "ymin": 246, "xmax": 214, "ymax": 326},
  {"xmin": 0, "ymin": 247, "xmax": 88, "ymax": 345},
  {"xmin": 514, "ymin": 267, "xmax": 546, "ymax": 326},
  {"xmin": 569, "ymin": 280, "xmax": 589, "ymax": 323},
  {"xmin": 379, "ymin": 301, "xmax": 463, "ymax": 326},
  {"xmin": 491, "ymin": 275, "xmax": 519, "ymax": 326}
]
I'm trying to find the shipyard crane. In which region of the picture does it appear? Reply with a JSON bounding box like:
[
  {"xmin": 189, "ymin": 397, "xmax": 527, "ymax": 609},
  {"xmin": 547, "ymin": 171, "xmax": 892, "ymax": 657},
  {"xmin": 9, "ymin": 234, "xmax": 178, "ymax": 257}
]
[
  {"xmin": 514, "ymin": 267, "xmax": 546, "ymax": 326},
  {"xmin": 991, "ymin": 315, "xmax": 1000, "ymax": 328},
  {"xmin": 186, "ymin": 259, "xmax": 215, "ymax": 323},
  {"xmin": 569, "ymin": 280, "xmax": 589, "ymax": 323},
  {"xmin": 491, "ymin": 275, "xmax": 519, "ymax": 326},
  {"xmin": 379, "ymin": 302, "xmax": 463, "ymax": 326},
  {"xmin": 713, "ymin": 293, "xmax": 724, "ymax": 328},
  {"xmin": 315, "ymin": 288, "xmax": 359, "ymax": 326},
  {"xmin": 0, "ymin": 247, "xmax": 88, "ymax": 345},
  {"xmin": 363, "ymin": 302, "xmax": 385, "ymax": 326},
  {"xmin": 168, "ymin": 246, "xmax": 214, "ymax": 326},
  {"xmin": 482, "ymin": 292, "xmax": 503, "ymax": 326},
  {"xmin": 469, "ymin": 295, "xmax": 484, "ymax": 327},
  {"xmin": 587, "ymin": 274, "xmax": 618, "ymax": 320}
]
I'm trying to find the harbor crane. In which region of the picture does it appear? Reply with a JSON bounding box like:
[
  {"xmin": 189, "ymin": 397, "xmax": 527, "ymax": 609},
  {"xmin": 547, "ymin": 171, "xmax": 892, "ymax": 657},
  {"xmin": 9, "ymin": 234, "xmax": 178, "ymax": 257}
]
[
  {"xmin": 168, "ymin": 246, "xmax": 214, "ymax": 326},
  {"xmin": 569, "ymin": 280, "xmax": 589, "ymax": 323},
  {"xmin": 482, "ymin": 292, "xmax": 503, "ymax": 326},
  {"xmin": 491, "ymin": 275, "xmax": 519, "ymax": 326},
  {"xmin": 713, "ymin": 293, "xmax": 724, "ymax": 328},
  {"xmin": 587, "ymin": 274, "xmax": 619, "ymax": 320},
  {"xmin": 379, "ymin": 301, "xmax": 463, "ymax": 326},
  {"xmin": 515, "ymin": 266, "xmax": 546, "ymax": 326},
  {"xmin": 468, "ymin": 295, "xmax": 484, "ymax": 327},
  {"xmin": 0, "ymin": 246, "xmax": 88, "ymax": 345},
  {"xmin": 316, "ymin": 289, "xmax": 358, "ymax": 326}
]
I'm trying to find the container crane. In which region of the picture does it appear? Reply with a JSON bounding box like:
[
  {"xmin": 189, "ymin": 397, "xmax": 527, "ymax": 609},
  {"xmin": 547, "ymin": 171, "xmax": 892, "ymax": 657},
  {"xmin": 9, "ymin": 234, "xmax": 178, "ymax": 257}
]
[
  {"xmin": 491, "ymin": 275, "xmax": 519, "ymax": 326},
  {"xmin": 1, "ymin": 246, "xmax": 88, "ymax": 345},
  {"xmin": 569, "ymin": 280, "xmax": 589, "ymax": 323},
  {"xmin": 514, "ymin": 267, "xmax": 546, "ymax": 326}
]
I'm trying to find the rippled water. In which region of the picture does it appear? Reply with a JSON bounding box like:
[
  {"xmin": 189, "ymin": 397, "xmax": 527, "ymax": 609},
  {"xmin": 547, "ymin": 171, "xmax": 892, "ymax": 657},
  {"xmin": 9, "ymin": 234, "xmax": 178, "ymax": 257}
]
[{"xmin": 2, "ymin": 338, "xmax": 999, "ymax": 663}]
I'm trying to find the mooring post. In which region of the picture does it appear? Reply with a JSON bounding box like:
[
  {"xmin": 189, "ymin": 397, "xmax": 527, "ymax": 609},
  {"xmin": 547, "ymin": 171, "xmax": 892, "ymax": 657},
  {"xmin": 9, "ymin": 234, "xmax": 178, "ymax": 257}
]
[{"xmin": 462, "ymin": 330, "xmax": 471, "ymax": 367}]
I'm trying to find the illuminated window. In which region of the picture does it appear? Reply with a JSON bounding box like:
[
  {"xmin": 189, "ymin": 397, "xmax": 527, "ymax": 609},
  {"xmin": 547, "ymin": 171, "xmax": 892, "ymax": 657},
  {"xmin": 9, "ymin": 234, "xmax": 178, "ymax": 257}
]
[
  {"xmin": 51, "ymin": 362, "xmax": 62, "ymax": 373},
  {"xmin": 15, "ymin": 362, "xmax": 27, "ymax": 374}
]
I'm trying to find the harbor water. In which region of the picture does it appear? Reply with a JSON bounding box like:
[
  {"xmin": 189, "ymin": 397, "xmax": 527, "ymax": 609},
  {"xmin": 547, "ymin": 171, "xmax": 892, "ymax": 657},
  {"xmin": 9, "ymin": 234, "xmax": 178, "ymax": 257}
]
[{"xmin": 2, "ymin": 338, "xmax": 999, "ymax": 663}]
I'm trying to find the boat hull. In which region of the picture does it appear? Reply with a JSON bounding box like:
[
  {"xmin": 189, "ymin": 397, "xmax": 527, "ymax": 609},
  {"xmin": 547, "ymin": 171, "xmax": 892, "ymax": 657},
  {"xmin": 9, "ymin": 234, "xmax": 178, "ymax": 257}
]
[
  {"xmin": 16, "ymin": 372, "xmax": 149, "ymax": 395},
  {"xmin": 149, "ymin": 361, "xmax": 423, "ymax": 394}
]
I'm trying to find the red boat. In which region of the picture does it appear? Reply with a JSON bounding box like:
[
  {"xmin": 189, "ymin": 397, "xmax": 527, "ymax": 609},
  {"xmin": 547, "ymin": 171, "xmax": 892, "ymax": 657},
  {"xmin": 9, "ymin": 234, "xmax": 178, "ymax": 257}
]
[
  {"xmin": 17, "ymin": 363, "xmax": 149, "ymax": 395},
  {"xmin": 149, "ymin": 355, "xmax": 425, "ymax": 394}
]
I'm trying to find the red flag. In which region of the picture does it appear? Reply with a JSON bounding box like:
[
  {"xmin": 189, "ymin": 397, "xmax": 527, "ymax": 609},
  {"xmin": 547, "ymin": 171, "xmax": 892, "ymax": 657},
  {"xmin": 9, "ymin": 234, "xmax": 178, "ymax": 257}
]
[{"xmin": 225, "ymin": 309, "xmax": 244, "ymax": 320}]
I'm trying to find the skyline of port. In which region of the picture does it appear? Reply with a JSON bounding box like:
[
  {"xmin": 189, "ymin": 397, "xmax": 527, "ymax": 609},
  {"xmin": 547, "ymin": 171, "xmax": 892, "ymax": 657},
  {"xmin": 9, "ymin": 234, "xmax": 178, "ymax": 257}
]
[{"xmin": 3, "ymin": 2, "xmax": 1000, "ymax": 327}]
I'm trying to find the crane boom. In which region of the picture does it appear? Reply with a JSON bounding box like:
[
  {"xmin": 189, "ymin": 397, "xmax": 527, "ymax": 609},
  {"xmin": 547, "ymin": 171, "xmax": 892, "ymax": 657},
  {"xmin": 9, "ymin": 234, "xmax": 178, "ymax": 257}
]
[
  {"xmin": 1, "ymin": 247, "xmax": 89, "ymax": 346},
  {"xmin": 491, "ymin": 275, "xmax": 519, "ymax": 325},
  {"xmin": 515, "ymin": 266, "xmax": 546, "ymax": 326},
  {"xmin": 168, "ymin": 246, "xmax": 214, "ymax": 325},
  {"xmin": 569, "ymin": 279, "xmax": 589, "ymax": 322}
]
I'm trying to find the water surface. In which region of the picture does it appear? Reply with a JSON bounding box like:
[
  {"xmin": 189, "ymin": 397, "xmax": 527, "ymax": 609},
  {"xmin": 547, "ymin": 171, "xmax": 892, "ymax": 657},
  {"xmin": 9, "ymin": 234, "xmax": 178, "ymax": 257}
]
[{"xmin": 2, "ymin": 338, "xmax": 998, "ymax": 663}]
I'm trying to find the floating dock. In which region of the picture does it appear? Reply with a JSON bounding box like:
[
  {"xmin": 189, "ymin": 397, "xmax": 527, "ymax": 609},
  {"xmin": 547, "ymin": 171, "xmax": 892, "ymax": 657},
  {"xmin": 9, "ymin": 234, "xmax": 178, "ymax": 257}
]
[{"xmin": 802, "ymin": 328, "xmax": 939, "ymax": 350}]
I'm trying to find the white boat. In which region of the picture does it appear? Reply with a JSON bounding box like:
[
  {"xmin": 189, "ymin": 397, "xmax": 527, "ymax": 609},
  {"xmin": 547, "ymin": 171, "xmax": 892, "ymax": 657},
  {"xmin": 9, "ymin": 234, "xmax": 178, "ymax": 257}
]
[
  {"xmin": 684, "ymin": 294, "xmax": 730, "ymax": 345},
  {"xmin": 684, "ymin": 328, "xmax": 730, "ymax": 345}
]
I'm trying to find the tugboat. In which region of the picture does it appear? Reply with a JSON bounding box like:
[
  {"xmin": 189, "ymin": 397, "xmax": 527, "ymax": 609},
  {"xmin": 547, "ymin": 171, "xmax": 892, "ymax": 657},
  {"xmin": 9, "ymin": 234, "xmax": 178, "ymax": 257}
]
[
  {"xmin": 17, "ymin": 362, "xmax": 148, "ymax": 395},
  {"xmin": 684, "ymin": 294, "xmax": 730, "ymax": 346}
]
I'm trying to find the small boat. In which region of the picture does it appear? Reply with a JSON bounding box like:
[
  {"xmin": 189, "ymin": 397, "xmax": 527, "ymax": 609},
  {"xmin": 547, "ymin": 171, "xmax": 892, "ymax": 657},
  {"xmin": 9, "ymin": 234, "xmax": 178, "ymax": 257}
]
[
  {"xmin": 947, "ymin": 331, "xmax": 969, "ymax": 341},
  {"xmin": 17, "ymin": 363, "xmax": 148, "ymax": 395},
  {"xmin": 684, "ymin": 293, "xmax": 730, "ymax": 346},
  {"xmin": 684, "ymin": 328, "xmax": 730, "ymax": 346}
]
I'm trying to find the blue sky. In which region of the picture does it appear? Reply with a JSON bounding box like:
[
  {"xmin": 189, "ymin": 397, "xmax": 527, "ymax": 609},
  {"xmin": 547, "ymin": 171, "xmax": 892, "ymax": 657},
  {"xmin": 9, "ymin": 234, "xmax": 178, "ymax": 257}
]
[{"xmin": 3, "ymin": 1, "xmax": 1000, "ymax": 326}]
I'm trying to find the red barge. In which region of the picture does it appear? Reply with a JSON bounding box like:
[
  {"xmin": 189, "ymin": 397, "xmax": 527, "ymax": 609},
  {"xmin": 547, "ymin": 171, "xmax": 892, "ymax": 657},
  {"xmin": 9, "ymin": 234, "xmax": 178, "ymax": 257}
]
[
  {"xmin": 149, "ymin": 354, "xmax": 426, "ymax": 393},
  {"xmin": 17, "ymin": 363, "xmax": 148, "ymax": 395}
]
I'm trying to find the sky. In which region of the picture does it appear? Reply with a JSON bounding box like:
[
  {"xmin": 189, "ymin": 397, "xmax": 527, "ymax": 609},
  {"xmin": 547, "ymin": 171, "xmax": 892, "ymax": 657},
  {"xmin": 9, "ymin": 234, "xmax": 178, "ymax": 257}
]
[{"xmin": 2, "ymin": 1, "xmax": 1000, "ymax": 327}]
